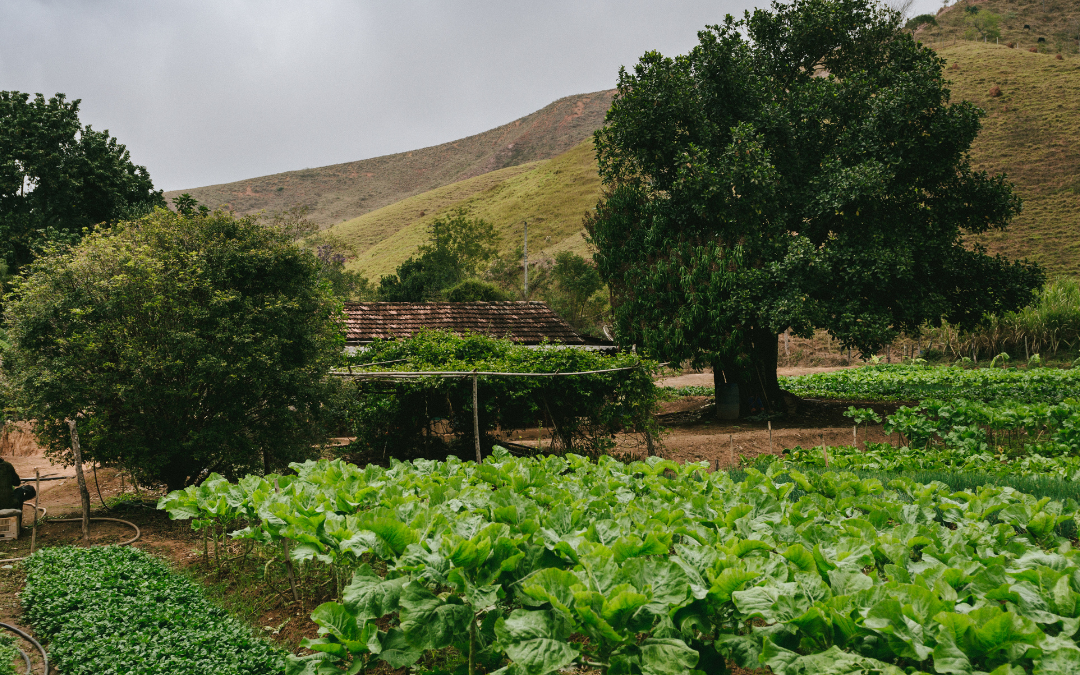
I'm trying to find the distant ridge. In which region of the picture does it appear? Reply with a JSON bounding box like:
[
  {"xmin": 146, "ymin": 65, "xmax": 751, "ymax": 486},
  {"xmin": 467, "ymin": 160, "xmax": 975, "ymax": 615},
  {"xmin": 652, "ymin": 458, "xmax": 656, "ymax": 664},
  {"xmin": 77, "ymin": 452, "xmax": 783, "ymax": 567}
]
[{"xmin": 164, "ymin": 90, "xmax": 615, "ymax": 227}]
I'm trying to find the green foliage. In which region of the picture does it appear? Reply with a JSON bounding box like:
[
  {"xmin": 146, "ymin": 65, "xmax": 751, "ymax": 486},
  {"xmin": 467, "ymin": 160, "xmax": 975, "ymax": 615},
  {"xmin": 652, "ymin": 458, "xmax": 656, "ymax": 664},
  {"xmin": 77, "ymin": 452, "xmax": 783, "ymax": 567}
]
[
  {"xmin": 162, "ymin": 451, "xmax": 1080, "ymax": 675},
  {"xmin": 781, "ymin": 363, "xmax": 1080, "ymax": 403},
  {"xmin": 21, "ymin": 545, "xmax": 283, "ymax": 674},
  {"xmin": 965, "ymin": 8, "xmax": 1002, "ymax": 41},
  {"xmin": 0, "ymin": 633, "xmax": 18, "ymax": 675},
  {"xmin": 587, "ymin": 0, "xmax": 1042, "ymax": 416},
  {"xmin": 928, "ymin": 278, "xmax": 1080, "ymax": 361},
  {"xmin": 2, "ymin": 208, "xmax": 344, "ymax": 490},
  {"xmin": 905, "ymin": 13, "xmax": 937, "ymax": 30},
  {"xmin": 378, "ymin": 209, "xmax": 499, "ymax": 301},
  {"xmin": 546, "ymin": 251, "xmax": 606, "ymax": 336},
  {"xmin": 0, "ymin": 91, "xmax": 164, "ymax": 273},
  {"xmin": 445, "ymin": 278, "xmax": 513, "ymax": 302},
  {"xmin": 343, "ymin": 330, "xmax": 660, "ymax": 457}
]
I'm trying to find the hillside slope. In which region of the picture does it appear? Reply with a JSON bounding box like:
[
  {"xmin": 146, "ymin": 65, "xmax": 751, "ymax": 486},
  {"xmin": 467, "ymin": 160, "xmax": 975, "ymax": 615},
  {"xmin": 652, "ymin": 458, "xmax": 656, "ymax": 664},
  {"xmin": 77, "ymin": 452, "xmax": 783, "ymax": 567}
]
[
  {"xmin": 328, "ymin": 139, "xmax": 602, "ymax": 280},
  {"xmin": 937, "ymin": 42, "xmax": 1080, "ymax": 276},
  {"xmin": 164, "ymin": 90, "xmax": 614, "ymax": 227}
]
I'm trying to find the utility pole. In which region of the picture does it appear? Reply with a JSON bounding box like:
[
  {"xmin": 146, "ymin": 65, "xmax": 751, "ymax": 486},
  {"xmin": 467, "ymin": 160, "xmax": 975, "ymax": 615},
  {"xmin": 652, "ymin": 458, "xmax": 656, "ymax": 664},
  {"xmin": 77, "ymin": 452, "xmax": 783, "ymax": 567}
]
[{"xmin": 523, "ymin": 221, "xmax": 528, "ymax": 299}]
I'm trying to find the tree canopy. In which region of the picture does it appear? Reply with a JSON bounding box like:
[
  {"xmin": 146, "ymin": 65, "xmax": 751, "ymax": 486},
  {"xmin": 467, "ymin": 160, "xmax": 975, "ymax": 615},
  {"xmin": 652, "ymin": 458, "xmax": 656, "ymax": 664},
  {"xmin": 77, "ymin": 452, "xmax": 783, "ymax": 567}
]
[
  {"xmin": 378, "ymin": 209, "xmax": 499, "ymax": 301},
  {"xmin": 3, "ymin": 209, "xmax": 344, "ymax": 490},
  {"xmin": 0, "ymin": 91, "xmax": 164, "ymax": 273},
  {"xmin": 586, "ymin": 0, "xmax": 1042, "ymax": 416}
]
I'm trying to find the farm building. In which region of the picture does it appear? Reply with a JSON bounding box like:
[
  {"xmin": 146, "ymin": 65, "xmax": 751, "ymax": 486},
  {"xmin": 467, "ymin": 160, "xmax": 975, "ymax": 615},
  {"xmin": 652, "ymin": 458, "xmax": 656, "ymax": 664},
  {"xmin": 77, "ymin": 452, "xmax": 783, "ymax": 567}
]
[{"xmin": 342, "ymin": 301, "xmax": 613, "ymax": 351}]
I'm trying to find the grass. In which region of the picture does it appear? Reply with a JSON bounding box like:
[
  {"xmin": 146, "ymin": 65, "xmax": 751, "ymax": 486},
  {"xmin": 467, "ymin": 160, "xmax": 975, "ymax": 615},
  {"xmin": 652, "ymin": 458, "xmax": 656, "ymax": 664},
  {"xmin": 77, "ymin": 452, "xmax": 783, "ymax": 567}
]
[
  {"xmin": 931, "ymin": 40, "xmax": 1080, "ymax": 276},
  {"xmin": 328, "ymin": 139, "xmax": 603, "ymax": 280},
  {"xmin": 164, "ymin": 90, "xmax": 614, "ymax": 229}
]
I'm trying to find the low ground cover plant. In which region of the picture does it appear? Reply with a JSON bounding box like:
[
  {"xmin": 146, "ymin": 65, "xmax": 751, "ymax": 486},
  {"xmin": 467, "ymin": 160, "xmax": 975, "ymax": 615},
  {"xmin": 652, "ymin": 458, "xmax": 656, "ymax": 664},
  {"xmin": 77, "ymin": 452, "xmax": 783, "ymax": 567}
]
[
  {"xmin": 163, "ymin": 452, "xmax": 1080, "ymax": 674},
  {"xmin": 780, "ymin": 363, "xmax": 1080, "ymax": 404},
  {"xmin": 21, "ymin": 546, "xmax": 283, "ymax": 675}
]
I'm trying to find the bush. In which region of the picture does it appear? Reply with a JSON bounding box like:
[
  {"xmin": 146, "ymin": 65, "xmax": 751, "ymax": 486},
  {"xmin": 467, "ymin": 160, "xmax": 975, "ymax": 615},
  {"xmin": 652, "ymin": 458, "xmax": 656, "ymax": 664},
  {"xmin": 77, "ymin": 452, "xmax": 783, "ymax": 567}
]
[
  {"xmin": 445, "ymin": 278, "xmax": 512, "ymax": 302},
  {"xmin": 345, "ymin": 330, "xmax": 661, "ymax": 457},
  {"xmin": 905, "ymin": 13, "xmax": 937, "ymax": 30},
  {"xmin": 21, "ymin": 546, "xmax": 283, "ymax": 675}
]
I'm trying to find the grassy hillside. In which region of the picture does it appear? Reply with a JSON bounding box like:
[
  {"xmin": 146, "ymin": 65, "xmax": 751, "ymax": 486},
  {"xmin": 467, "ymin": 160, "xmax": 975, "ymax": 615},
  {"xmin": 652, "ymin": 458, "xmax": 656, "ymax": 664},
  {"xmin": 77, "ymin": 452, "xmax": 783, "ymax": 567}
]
[
  {"xmin": 913, "ymin": 0, "xmax": 1079, "ymax": 54},
  {"xmin": 164, "ymin": 90, "xmax": 614, "ymax": 228},
  {"xmin": 934, "ymin": 41, "xmax": 1080, "ymax": 276},
  {"xmin": 328, "ymin": 139, "xmax": 602, "ymax": 280}
]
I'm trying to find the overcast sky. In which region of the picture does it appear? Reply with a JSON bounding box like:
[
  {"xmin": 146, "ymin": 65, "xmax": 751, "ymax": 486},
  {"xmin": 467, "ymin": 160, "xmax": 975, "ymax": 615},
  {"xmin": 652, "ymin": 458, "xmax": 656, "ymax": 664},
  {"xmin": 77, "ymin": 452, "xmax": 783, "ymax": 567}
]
[{"xmin": 1, "ymin": 0, "xmax": 941, "ymax": 192}]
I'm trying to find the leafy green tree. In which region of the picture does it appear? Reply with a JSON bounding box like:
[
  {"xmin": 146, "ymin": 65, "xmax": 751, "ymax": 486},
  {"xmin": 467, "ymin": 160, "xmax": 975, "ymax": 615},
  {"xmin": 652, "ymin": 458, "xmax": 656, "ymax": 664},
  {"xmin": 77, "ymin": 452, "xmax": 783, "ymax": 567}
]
[
  {"xmin": 0, "ymin": 91, "xmax": 164, "ymax": 272},
  {"xmin": 3, "ymin": 209, "xmax": 344, "ymax": 490},
  {"xmin": 904, "ymin": 13, "xmax": 937, "ymax": 30},
  {"xmin": 487, "ymin": 247, "xmax": 553, "ymax": 301},
  {"xmin": 379, "ymin": 209, "xmax": 499, "ymax": 301},
  {"xmin": 546, "ymin": 252, "xmax": 606, "ymax": 335},
  {"xmin": 586, "ymin": 0, "xmax": 1042, "ymax": 417}
]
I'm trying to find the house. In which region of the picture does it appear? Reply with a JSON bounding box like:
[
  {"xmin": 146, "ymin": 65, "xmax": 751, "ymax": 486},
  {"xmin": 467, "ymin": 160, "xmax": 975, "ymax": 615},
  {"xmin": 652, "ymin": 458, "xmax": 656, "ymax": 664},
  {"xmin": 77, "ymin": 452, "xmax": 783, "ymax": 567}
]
[{"xmin": 342, "ymin": 301, "xmax": 613, "ymax": 351}]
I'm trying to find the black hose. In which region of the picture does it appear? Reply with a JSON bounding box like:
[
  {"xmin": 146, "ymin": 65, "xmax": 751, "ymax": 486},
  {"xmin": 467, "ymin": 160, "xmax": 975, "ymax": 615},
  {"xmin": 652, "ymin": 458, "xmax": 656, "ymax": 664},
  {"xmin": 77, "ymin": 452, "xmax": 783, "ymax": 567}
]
[
  {"xmin": 0, "ymin": 622, "xmax": 48, "ymax": 675},
  {"xmin": 14, "ymin": 645, "xmax": 31, "ymax": 675},
  {"xmin": 92, "ymin": 464, "xmax": 112, "ymax": 512}
]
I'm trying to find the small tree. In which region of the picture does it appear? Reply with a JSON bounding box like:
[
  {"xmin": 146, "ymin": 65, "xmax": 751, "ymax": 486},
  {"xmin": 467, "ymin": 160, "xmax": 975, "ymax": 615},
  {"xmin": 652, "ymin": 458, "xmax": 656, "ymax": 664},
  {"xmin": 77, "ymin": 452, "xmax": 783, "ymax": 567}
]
[
  {"xmin": 379, "ymin": 209, "xmax": 499, "ymax": 301},
  {"xmin": 546, "ymin": 252, "xmax": 606, "ymax": 335},
  {"xmin": 3, "ymin": 209, "xmax": 344, "ymax": 490}
]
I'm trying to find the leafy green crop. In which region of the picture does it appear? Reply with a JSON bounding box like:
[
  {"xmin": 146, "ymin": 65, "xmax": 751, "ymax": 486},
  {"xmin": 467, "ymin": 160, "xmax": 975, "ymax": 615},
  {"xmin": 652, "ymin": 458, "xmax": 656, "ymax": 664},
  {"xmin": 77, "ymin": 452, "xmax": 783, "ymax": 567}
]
[
  {"xmin": 0, "ymin": 633, "xmax": 19, "ymax": 675},
  {"xmin": 163, "ymin": 451, "xmax": 1080, "ymax": 674},
  {"xmin": 21, "ymin": 546, "xmax": 283, "ymax": 675},
  {"xmin": 781, "ymin": 363, "xmax": 1080, "ymax": 404}
]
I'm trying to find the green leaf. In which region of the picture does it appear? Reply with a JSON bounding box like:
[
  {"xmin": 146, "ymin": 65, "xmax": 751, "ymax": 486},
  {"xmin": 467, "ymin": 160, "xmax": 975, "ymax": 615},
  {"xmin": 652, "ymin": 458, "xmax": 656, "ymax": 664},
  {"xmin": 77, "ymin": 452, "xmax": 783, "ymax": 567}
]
[
  {"xmin": 782, "ymin": 543, "xmax": 817, "ymax": 574},
  {"xmin": 762, "ymin": 642, "xmax": 906, "ymax": 675},
  {"xmin": 522, "ymin": 568, "xmax": 578, "ymax": 615},
  {"xmin": 342, "ymin": 565, "xmax": 406, "ymax": 622},
  {"xmin": 495, "ymin": 609, "xmax": 578, "ymax": 675},
  {"xmin": 398, "ymin": 582, "xmax": 472, "ymax": 650},
  {"xmin": 378, "ymin": 628, "xmax": 423, "ymax": 669},
  {"xmin": 638, "ymin": 638, "xmax": 699, "ymax": 675}
]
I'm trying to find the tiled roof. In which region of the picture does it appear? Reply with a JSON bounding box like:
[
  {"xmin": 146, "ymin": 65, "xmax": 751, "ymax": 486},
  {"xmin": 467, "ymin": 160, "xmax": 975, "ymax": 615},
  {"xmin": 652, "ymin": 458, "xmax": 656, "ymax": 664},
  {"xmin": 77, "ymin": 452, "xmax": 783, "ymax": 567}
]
[{"xmin": 343, "ymin": 302, "xmax": 589, "ymax": 345}]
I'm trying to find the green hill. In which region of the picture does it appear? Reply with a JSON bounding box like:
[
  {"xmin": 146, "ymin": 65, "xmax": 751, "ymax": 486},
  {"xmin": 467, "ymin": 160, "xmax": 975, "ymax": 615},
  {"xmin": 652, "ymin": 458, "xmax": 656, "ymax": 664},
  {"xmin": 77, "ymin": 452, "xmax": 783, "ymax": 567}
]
[
  {"xmin": 164, "ymin": 90, "xmax": 614, "ymax": 228},
  {"xmin": 328, "ymin": 139, "xmax": 602, "ymax": 280},
  {"xmin": 935, "ymin": 41, "xmax": 1080, "ymax": 276}
]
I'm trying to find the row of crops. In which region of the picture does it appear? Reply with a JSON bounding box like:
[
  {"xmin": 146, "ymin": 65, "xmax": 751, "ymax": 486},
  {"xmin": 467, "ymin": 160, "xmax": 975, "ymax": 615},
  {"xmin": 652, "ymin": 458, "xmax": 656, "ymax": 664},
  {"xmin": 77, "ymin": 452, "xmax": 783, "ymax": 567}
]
[
  {"xmin": 158, "ymin": 450, "xmax": 1080, "ymax": 675},
  {"xmin": 780, "ymin": 363, "xmax": 1080, "ymax": 404}
]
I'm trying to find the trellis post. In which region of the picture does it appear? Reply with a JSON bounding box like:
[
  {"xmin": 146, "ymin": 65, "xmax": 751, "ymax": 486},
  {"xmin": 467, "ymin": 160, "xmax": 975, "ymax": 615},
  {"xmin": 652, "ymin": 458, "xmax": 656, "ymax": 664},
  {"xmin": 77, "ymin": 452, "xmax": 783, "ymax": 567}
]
[{"xmin": 472, "ymin": 372, "xmax": 481, "ymax": 464}]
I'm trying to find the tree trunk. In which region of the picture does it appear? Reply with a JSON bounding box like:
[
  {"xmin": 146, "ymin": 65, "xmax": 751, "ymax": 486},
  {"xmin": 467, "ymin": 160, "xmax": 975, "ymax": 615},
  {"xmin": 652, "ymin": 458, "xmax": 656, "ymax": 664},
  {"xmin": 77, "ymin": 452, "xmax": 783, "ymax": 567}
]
[
  {"xmin": 67, "ymin": 419, "xmax": 91, "ymax": 540},
  {"xmin": 713, "ymin": 328, "xmax": 787, "ymax": 420}
]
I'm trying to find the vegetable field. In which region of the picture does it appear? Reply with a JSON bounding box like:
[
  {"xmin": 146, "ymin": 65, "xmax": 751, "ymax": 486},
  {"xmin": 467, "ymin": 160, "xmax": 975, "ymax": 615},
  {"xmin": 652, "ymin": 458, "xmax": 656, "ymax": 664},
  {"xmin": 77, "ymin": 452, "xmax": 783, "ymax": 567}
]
[
  {"xmin": 162, "ymin": 451, "xmax": 1080, "ymax": 675},
  {"xmin": 781, "ymin": 364, "xmax": 1080, "ymax": 404}
]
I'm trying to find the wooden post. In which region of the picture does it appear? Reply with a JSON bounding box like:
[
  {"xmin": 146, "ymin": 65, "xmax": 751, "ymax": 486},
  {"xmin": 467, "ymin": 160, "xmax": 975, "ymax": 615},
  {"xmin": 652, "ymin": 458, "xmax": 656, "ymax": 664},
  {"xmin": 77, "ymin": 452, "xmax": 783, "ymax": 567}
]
[
  {"xmin": 854, "ymin": 425, "xmax": 858, "ymax": 450},
  {"xmin": 473, "ymin": 373, "xmax": 482, "ymax": 464},
  {"xmin": 768, "ymin": 421, "xmax": 773, "ymax": 454},
  {"xmin": 67, "ymin": 419, "xmax": 91, "ymax": 540},
  {"xmin": 30, "ymin": 469, "xmax": 40, "ymax": 555},
  {"xmin": 729, "ymin": 434, "xmax": 735, "ymax": 468}
]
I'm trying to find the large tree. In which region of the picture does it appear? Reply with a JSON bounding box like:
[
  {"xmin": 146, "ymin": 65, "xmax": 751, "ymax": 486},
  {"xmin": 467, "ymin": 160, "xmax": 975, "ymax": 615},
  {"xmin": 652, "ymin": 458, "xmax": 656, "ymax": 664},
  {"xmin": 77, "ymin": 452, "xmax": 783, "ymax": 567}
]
[
  {"xmin": 3, "ymin": 209, "xmax": 344, "ymax": 490},
  {"xmin": 586, "ymin": 0, "xmax": 1042, "ymax": 416},
  {"xmin": 0, "ymin": 91, "xmax": 163, "ymax": 273}
]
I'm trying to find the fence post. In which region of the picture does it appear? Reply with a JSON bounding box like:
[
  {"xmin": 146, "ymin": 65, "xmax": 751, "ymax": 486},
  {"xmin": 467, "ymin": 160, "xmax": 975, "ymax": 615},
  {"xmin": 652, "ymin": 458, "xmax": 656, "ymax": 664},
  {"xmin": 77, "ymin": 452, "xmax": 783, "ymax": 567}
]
[{"xmin": 473, "ymin": 373, "xmax": 482, "ymax": 464}]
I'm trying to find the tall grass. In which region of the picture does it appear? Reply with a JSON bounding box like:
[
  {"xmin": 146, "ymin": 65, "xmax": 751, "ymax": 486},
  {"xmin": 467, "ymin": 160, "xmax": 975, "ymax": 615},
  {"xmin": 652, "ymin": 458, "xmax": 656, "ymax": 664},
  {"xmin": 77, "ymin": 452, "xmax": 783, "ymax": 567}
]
[{"xmin": 929, "ymin": 278, "xmax": 1080, "ymax": 360}]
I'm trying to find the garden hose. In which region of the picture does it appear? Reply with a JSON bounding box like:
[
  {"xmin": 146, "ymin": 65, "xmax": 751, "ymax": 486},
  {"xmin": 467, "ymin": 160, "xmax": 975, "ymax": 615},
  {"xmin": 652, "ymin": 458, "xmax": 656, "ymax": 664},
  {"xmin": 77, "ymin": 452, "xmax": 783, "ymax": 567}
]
[
  {"xmin": 0, "ymin": 621, "xmax": 48, "ymax": 675},
  {"xmin": 0, "ymin": 508, "xmax": 141, "ymax": 564}
]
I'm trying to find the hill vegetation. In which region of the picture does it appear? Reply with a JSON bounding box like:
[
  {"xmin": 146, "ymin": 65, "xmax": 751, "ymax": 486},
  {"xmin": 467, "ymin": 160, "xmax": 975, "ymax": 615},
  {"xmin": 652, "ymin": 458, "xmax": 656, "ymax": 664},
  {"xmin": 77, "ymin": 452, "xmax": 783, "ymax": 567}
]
[
  {"xmin": 324, "ymin": 139, "xmax": 601, "ymax": 281},
  {"xmin": 163, "ymin": 90, "xmax": 614, "ymax": 228},
  {"xmin": 934, "ymin": 40, "xmax": 1080, "ymax": 276}
]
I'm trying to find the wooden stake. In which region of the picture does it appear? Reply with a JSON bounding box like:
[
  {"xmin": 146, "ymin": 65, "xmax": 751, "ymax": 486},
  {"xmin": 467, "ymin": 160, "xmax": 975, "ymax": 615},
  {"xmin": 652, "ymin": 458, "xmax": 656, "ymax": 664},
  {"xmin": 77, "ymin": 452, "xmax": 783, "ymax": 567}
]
[
  {"xmin": 768, "ymin": 421, "xmax": 773, "ymax": 454},
  {"xmin": 821, "ymin": 432, "xmax": 827, "ymax": 467},
  {"xmin": 30, "ymin": 468, "xmax": 40, "ymax": 555},
  {"xmin": 854, "ymin": 425, "xmax": 858, "ymax": 450},
  {"xmin": 472, "ymin": 373, "xmax": 482, "ymax": 464},
  {"xmin": 729, "ymin": 434, "xmax": 735, "ymax": 468},
  {"xmin": 67, "ymin": 419, "xmax": 91, "ymax": 540}
]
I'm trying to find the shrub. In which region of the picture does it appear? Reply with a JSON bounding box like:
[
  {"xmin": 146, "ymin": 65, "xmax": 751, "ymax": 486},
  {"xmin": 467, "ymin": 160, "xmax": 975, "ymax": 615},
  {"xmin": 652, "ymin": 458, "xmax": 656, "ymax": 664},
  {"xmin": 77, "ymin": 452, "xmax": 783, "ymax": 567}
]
[
  {"xmin": 344, "ymin": 330, "xmax": 661, "ymax": 457},
  {"xmin": 21, "ymin": 546, "xmax": 283, "ymax": 675}
]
